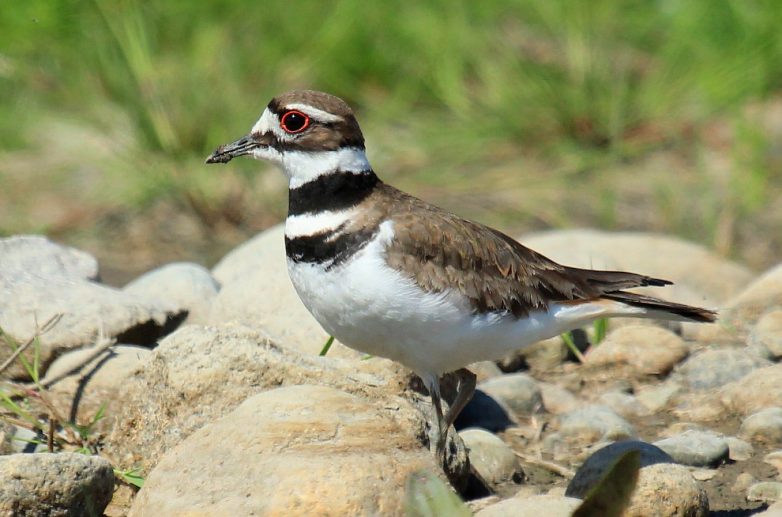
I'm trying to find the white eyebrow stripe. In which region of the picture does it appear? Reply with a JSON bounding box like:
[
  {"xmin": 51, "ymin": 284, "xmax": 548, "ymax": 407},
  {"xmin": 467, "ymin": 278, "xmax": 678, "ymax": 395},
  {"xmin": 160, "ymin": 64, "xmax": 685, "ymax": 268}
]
[{"xmin": 286, "ymin": 103, "xmax": 344, "ymax": 123}]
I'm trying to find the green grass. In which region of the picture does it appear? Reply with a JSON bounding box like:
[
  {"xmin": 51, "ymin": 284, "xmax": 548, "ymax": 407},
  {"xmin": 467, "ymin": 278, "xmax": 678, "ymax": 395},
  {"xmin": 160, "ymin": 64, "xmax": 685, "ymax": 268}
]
[{"xmin": 1, "ymin": 0, "xmax": 781, "ymax": 268}]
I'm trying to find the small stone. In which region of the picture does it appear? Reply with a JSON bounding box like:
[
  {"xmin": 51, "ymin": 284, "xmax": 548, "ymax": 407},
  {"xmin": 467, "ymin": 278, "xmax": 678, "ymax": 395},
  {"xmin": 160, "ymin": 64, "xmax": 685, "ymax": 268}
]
[
  {"xmin": 586, "ymin": 325, "xmax": 688, "ymax": 375},
  {"xmin": 557, "ymin": 405, "xmax": 635, "ymax": 444},
  {"xmin": 0, "ymin": 452, "xmax": 114, "ymax": 516},
  {"xmin": 124, "ymin": 262, "xmax": 220, "ymax": 325},
  {"xmin": 518, "ymin": 336, "xmax": 567, "ymax": 371},
  {"xmin": 538, "ymin": 382, "xmax": 580, "ymax": 414},
  {"xmin": 468, "ymin": 361, "xmax": 504, "ymax": 383},
  {"xmin": 597, "ymin": 391, "xmax": 648, "ymax": 419},
  {"xmin": 734, "ymin": 472, "xmax": 756, "ymax": 492},
  {"xmin": 10, "ymin": 426, "xmax": 47, "ymax": 454},
  {"xmin": 678, "ymin": 348, "xmax": 770, "ymax": 391},
  {"xmin": 636, "ymin": 382, "xmax": 681, "ymax": 413},
  {"xmin": 654, "ymin": 430, "xmax": 729, "ymax": 467},
  {"xmin": 691, "ymin": 469, "xmax": 717, "ymax": 481},
  {"xmin": 624, "ymin": 463, "xmax": 709, "ymax": 516},
  {"xmin": 456, "ymin": 389, "xmax": 515, "ymax": 432},
  {"xmin": 0, "ymin": 235, "xmax": 99, "ymax": 281},
  {"xmin": 566, "ymin": 441, "xmax": 674, "ymax": 499},
  {"xmin": 763, "ymin": 450, "xmax": 782, "ymax": 477},
  {"xmin": 757, "ymin": 501, "xmax": 782, "ymax": 516},
  {"xmin": 459, "ymin": 428, "xmax": 524, "ymax": 494},
  {"xmin": 474, "ymin": 494, "xmax": 581, "ymax": 517},
  {"xmin": 748, "ymin": 310, "xmax": 782, "ymax": 359},
  {"xmin": 722, "ymin": 364, "xmax": 782, "ymax": 416},
  {"xmin": 748, "ymin": 481, "xmax": 782, "ymax": 503},
  {"xmin": 741, "ymin": 407, "xmax": 782, "ymax": 444},
  {"xmin": 726, "ymin": 437, "xmax": 754, "ymax": 461},
  {"xmin": 479, "ymin": 373, "xmax": 543, "ymax": 415}
]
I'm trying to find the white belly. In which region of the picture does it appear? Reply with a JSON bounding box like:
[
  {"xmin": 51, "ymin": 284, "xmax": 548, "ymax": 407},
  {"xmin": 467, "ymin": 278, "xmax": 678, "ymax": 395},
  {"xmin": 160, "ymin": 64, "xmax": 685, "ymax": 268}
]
[{"xmin": 286, "ymin": 221, "xmax": 618, "ymax": 378}]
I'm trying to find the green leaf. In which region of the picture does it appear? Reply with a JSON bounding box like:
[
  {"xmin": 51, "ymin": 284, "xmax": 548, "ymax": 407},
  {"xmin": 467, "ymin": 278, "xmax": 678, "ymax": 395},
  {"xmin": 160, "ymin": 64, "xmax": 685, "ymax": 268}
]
[
  {"xmin": 572, "ymin": 450, "xmax": 641, "ymax": 517},
  {"xmin": 115, "ymin": 468, "xmax": 145, "ymax": 489},
  {"xmin": 319, "ymin": 336, "xmax": 335, "ymax": 356},
  {"xmin": 593, "ymin": 318, "xmax": 608, "ymax": 345},
  {"xmin": 404, "ymin": 470, "xmax": 471, "ymax": 517}
]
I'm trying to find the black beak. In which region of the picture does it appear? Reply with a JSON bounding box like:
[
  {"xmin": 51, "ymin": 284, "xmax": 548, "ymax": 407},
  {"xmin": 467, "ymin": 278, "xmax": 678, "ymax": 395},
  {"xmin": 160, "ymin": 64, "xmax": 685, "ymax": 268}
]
[{"xmin": 205, "ymin": 134, "xmax": 262, "ymax": 164}]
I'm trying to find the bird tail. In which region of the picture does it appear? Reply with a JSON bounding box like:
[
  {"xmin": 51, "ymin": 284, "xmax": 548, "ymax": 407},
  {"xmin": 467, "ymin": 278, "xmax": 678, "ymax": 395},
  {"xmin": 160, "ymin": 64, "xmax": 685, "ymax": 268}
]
[{"xmin": 602, "ymin": 291, "xmax": 717, "ymax": 323}]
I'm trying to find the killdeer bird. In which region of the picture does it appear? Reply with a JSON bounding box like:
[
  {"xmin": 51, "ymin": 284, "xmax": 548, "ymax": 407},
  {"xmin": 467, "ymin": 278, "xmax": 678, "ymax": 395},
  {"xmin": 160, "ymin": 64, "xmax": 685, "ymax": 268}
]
[{"xmin": 206, "ymin": 90, "xmax": 717, "ymax": 462}]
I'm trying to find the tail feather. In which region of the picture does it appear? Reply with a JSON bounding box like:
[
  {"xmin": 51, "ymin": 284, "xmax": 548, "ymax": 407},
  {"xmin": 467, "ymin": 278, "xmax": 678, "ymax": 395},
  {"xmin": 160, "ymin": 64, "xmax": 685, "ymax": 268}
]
[{"xmin": 603, "ymin": 291, "xmax": 717, "ymax": 323}]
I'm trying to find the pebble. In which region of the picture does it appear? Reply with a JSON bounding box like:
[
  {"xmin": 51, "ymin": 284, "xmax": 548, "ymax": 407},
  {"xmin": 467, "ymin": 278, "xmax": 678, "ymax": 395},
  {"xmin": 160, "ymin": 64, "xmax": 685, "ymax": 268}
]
[
  {"xmin": 479, "ymin": 373, "xmax": 543, "ymax": 415},
  {"xmin": 748, "ymin": 481, "xmax": 782, "ymax": 503},
  {"xmin": 518, "ymin": 336, "xmax": 567, "ymax": 371},
  {"xmin": 597, "ymin": 390, "xmax": 648, "ymax": 419},
  {"xmin": 586, "ymin": 325, "xmax": 688, "ymax": 375},
  {"xmin": 538, "ymin": 382, "xmax": 580, "ymax": 414},
  {"xmin": 556, "ymin": 405, "xmax": 635, "ymax": 443},
  {"xmin": 748, "ymin": 310, "xmax": 782, "ymax": 359},
  {"xmin": 636, "ymin": 382, "xmax": 681, "ymax": 413},
  {"xmin": 456, "ymin": 389, "xmax": 515, "ymax": 432},
  {"xmin": 678, "ymin": 348, "xmax": 770, "ymax": 390},
  {"xmin": 763, "ymin": 450, "xmax": 782, "ymax": 477},
  {"xmin": 725, "ymin": 436, "xmax": 755, "ymax": 461},
  {"xmin": 474, "ymin": 494, "xmax": 581, "ymax": 517},
  {"xmin": 467, "ymin": 361, "xmax": 504, "ymax": 383},
  {"xmin": 459, "ymin": 428, "xmax": 524, "ymax": 493},
  {"xmin": 0, "ymin": 453, "xmax": 114, "ymax": 516},
  {"xmin": 741, "ymin": 407, "xmax": 782, "ymax": 444},
  {"xmin": 566, "ymin": 441, "xmax": 674, "ymax": 498},
  {"xmin": 653, "ymin": 429, "xmax": 729, "ymax": 467},
  {"xmin": 722, "ymin": 364, "xmax": 782, "ymax": 416},
  {"xmin": 625, "ymin": 463, "xmax": 709, "ymax": 516},
  {"xmin": 734, "ymin": 472, "xmax": 756, "ymax": 492}
]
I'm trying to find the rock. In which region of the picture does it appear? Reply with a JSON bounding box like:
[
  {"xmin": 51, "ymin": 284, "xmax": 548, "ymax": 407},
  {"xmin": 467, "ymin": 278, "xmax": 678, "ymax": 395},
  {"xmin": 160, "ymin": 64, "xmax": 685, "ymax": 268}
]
[
  {"xmin": 473, "ymin": 494, "xmax": 581, "ymax": 517},
  {"xmin": 468, "ymin": 361, "xmax": 504, "ymax": 383},
  {"xmin": 653, "ymin": 430, "xmax": 729, "ymax": 467},
  {"xmin": 721, "ymin": 364, "xmax": 782, "ymax": 416},
  {"xmin": 0, "ymin": 422, "xmax": 12, "ymax": 455},
  {"xmin": 741, "ymin": 407, "xmax": 782, "ymax": 444},
  {"xmin": 636, "ymin": 382, "xmax": 681, "ymax": 413},
  {"xmin": 671, "ymin": 391, "xmax": 729, "ymax": 422},
  {"xmin": 517, "ymin": 336, "xmax": 567, "ymax": 371},
  {"xmin": 0, "ymin": 452, "xmax": 114, "ymax": 516},
  {"xmin": 455, "ymin": 389, "xmax": 515, "ymax": 432},
  {"xmin": 749, "ymin": 310, "xmax": 782, "ymax": 360},
  {"xmin": 726, "ymin": 436, "xmax": 754, "ymax": 461},
  {"xmin": 678, "ymin": 348, "xmax": 770, "ymax": 390},
  {"xmin": 548, "ymin": 405, "xmax": 635, "ymax": 452},
  {"xmin": 623, "ymin": 463, "xmax": 709, "ymax": 516},
  {"xmin": 0, "ymin": 271, "xmax": 185, "ymax": 380},
  {"xmin": 757, "ymin": 501, "xmax": 782, "ymax": 516},
  {"xmin": 209, "ymin": 224, "xmax": 358, "ymax": 358},
  {"xmin": 478, "ymin": 373, "xmax": 543, "ymax": 415},
  {"xmin": 129, "ymin": 386, "xmax": 440, "ymax": 516},
  {"xmin": 734, "ymin": 472, "xmax": 756, "ymax": 492},
  {"xmin": 123, "ymin": 262, "xmax": 220, "ymax": 324},
  {"xmin": 764, "ymin": 450, "xmax": 782, "ymax": 478},
  {"xmin": 539, "ymin": 382, "xmax": 580, "ymax": 414},
  {"xmin": 459, "ymin": 429, "xmax": 524, "ymax": 494},
  {"xmin": 748, "ymin": 481, "xmax": 782, "ymax": 503},
  {"xmin": 42, "ymin": 344, "xmax": 150, "ymax": 425},
  {"xmin": 519, "ymin": 229, "xmax": 751, "ymax": 306},
  {"xmin": 586, "ymin": 326, "xmax": 688, "ymax": 375},
  {"xmin": 597, "ymin": 391, "xmax": 648, "ymax": 419},
  {"xmin": 725, "ymin": 263, "xmax": 782, "ymax": 326},
  {"xmin": 0, "ymin": 235, "xmax": 99, "ymax": 281},
  {"xmin": 566, "ymin": 440, "xmax": 674, "ymax": 499},
  {"xmin": 104, "ymin": 324, "xmax": 468, "ymax": 481}
]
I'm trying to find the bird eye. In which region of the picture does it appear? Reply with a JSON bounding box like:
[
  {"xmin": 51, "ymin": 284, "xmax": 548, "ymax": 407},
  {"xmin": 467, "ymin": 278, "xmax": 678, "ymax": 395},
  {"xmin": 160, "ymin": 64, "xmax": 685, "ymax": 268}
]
[{"xmin": 280, "ymin": 110, "xmax": 310, "ymax": 134}]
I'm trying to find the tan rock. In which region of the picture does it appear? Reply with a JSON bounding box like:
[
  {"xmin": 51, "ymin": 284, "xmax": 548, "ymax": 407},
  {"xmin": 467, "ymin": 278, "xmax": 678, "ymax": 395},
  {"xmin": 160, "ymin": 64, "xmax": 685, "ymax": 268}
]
[
  {"xmin": 586, "ymin": 325, "xmax": 688, "ymax": 375},
  {"xmin": 721, "ymin": 364, "xmax": 782, "ymax": 416},
  {"xmin": 129, "ymin": 386, "xmax": 438, "ymax": 516},
  {"xmin": 474, "ymin": 494, "xmax": 581, "ymax": 517},
  {"xmin": 624, "ymin": 463, "xmax": 709, "ymax": 516}
]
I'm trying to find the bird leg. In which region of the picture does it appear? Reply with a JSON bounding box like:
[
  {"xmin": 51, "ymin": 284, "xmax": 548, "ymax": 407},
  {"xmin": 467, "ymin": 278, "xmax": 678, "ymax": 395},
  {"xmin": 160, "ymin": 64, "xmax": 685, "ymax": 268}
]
[
  {"xmin": 426, "ymin": 377, "xmax": 448, "ymax": 464},
  {"xmin": 444, "ymin": 368, "xmax": 476, "ymax": 430}
]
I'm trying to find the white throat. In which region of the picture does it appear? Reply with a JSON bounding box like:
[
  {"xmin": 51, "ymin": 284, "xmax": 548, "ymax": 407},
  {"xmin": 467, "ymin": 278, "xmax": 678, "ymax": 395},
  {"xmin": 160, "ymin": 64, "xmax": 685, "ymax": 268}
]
[{"xmin": 283, "ymin": 147, "xmax": 371, "ymax": 189}]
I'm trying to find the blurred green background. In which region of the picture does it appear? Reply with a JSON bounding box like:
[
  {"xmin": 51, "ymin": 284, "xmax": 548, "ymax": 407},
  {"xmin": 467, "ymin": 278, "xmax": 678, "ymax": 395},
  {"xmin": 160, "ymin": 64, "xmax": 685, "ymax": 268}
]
[{"xmin": 1, "ymin": 0, "xmax": 781, "ymax": 283}]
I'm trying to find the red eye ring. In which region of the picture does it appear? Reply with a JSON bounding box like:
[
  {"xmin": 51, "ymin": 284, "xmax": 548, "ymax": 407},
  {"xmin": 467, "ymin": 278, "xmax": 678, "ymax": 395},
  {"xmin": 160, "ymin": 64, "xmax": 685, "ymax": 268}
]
[{"xmin": 280, "ymin": 110, "xmax": 310, "ymax": 134}]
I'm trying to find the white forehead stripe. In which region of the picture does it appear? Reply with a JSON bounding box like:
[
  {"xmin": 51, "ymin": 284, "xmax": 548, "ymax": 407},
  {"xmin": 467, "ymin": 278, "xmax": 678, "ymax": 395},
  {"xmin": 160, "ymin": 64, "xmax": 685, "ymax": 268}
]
[{"xmin": 286, "ymin": 103, "xmax": 344, "ymax": 123}]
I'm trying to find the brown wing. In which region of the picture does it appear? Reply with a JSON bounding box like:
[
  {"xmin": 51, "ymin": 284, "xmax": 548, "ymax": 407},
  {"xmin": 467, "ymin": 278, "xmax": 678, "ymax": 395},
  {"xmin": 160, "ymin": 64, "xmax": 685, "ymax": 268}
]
[{"xmin": 379, "ymin": 184, "xmax": 670, "ymax": 317}]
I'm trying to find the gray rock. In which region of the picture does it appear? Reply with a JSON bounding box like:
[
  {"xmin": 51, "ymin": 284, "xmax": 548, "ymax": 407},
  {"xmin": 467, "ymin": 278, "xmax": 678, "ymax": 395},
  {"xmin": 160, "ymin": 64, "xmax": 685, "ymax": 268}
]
[
  {"xmin": 474, "ymin": 494, "xmax": 581, "ymax": 517},
  {"xmin": 539, "ymin": 382, "xmax": 580, "ymax": 414},
  {"xmin": 459, "ymin": 428, "xmax": 524, "ymax": 494},
  {"xmin": 597, "ymin": 391, "xmax": 648, "ymax": 419},
  {"xmin": 764, "ymin": 450, "xmax": 782, "ymax": 478},
  {"xmin": 479, "ymin": 373, "xmax": 543, "ymax": 415},
  {"xmin": 0, "ymin": 452, "xmax": 114, "ymax": 516},
  {"xmin": 124, "ymin": 262, "xmax": 220, "ymax": 324},
  {"xmin": 624, "ymin": 463, "xmax": 709, "ymax": 516},
  {"xmin": 557, "ymin": 405, "xmax": 635, "ymax": 444},
  {"xmin": 0, "ymin": 270, "xmax": 185, "ymax": 380},
  {"xmin": 678, "ymin": 348, "xmax": 770, "ymax": 390},
  {"xmin": 749, "ymin": 310, "xmax": 782, "ymax": 359},
  {"xmin": 654, "ymin": 429, "xmax": 729, "ymax": 467},
  {"xmin": 0, "ymin": 235, "xmax": 99, "ymax": 281},
  {"xmin": 636, "ymin": 382, "xmax": 681, "ymax": 413},
  {"xmin": 721, "ymin": 364, "xmax": 782, "ymax": 416},
  {"xmin": 566, "ymin": 440, "xmax": 674, "ymax": 499},
  {"xmin": 209, "ymin": 224, "xmax": 359, "ymax": 358},
  {"xmin": 726, "ymin": 436, "xmax": 755, "ymax": 461},
  {"xmin": 747, "ymin": 481, "xmax": 782, "ymax": 503},
  {"xmin": 741, "ymin": 407, "xmax": 782, "ymax": 444},
  {"xmin": 129, "ymin": 386, "xmax": 442, "ymax": 516}
]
